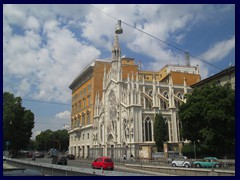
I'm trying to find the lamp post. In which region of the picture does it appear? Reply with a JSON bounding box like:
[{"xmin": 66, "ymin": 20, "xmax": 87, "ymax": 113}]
[
  {"xmin": 115, "ymin": 20, "xmax": 123, "ymax": 34},
  {"xmin": 194, "ymin": 140, "xmax": 196, "ymax": 159}
]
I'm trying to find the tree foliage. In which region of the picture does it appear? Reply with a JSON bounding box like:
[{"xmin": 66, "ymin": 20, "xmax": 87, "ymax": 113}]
[
  {"xmin": 35, "ymin": 129, "xmax": 69, "ymax": 152},
  {"xmin": 179, "ymin": 83, "xmax": 235, "ymax": 157},
  {"xmin": 154, "ymin": 113, "xmax": 168, "ymax": 151},
  {"xmin": 3, "ymin": 92, "xmax": 35, "ymax": 153}
]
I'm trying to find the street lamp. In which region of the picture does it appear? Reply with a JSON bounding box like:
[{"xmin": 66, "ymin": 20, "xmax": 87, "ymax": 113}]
[
  {"xmin": 194, "ymin": 140, "xmax": 196, "ymax": 159},
  {"xmin": 115, "ymin": 20, "xmax": 123, "ymax": 34}
]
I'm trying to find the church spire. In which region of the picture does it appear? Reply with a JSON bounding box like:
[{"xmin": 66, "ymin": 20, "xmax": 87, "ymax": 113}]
[{"xmin": 112, "ymin": 33, "xmax": 121, "ymax": 60}]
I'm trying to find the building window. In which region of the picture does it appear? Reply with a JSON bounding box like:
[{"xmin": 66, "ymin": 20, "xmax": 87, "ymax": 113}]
[
  {"xmin": 83, "ymin": 98, "xmax": 86, "ymax": 108},
  {"xmin": 87, "ymin": 111, "xmax": 90, "ymax": 124},
  {"xmin": 80, "ymin": 91, "xmax": 82, "ymax": 98},
  {"xmin": 100, "ymin": 124, "xmax": 103, "ymax": 141},
  {"xmin": 75, "ymin": 118, "xmax": 78, "ymax": 128},
  {"xmin": 87, "ymin": 133, "xmax": 89, "ymax": 139},
  {"xmin": 82, "ymin": 113, "xmax": 85, "ymax": 126},
  {"xmin": 79, "ymin": 115, "xmax": 81, "ymax": 126},
  {"xmin": 143, "ymin": 116, "xmax": 152, "ymax": 141},
  {"xmin": 83, "ymin": 134, "xmax": 84, "ymax": 140},
  {"xmin": 88, "ymin": 84, "xmax": 91, "ymax": 92},
  {"xmin": 77, "ymin": 116, "xmax": 80, "ymax": 127},
  {"xmin": 88, "ymin": 95, "xmax": 91, "ymax": 105},
  {"xmin": 83, "ymin": 87, "xmax": 86, "ymax": 95},
  {"xmin": 123, "ymin": 119, "xmax": 127, "ymax": 138},
  {"xmin": 79, "ymin": 101, "xmax": 81, "ymax": 111}
]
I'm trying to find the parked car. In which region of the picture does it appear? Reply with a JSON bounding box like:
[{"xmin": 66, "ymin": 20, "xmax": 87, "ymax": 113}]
[
  {"xmin": 92, "ymin": 156, "xmax": 114, "ymax": 170},
  {"xmin": 48, "ymin": 149, "xmax": 59, "ymax": 158},
  {"xmin": 52, "ymin": 155, "xmax": 68, "ymax": 165},
  {"xmin": 34, "ymin": 151, "xmax": 44, "ymax": 158},
  {"xmin": 192, "ymin": 157, "xmax": 221, "ymax": 168},
  {"xmin": 66, "ymin": 154, "xmax": 75, "ymax": 160},
  {"xmin": 25, "ymin": 151, "xmax": 33, "ymax": 158},
  {"xmin": 171, "ymin": 156, "xmax": 191, "ymax": 168}
]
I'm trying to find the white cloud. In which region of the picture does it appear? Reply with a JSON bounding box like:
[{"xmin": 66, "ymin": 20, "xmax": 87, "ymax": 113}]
[
  {"xmin": 201, "ymin": 36, "xmax": 235, "ymax": 62},
  {"xmin": 26, "ymin": 16, "xmax": 40, "ymax": 32},
  {"xmin": 55, "ymin": 110, "xmax": 71, "ymax": 119},
  {"xmin": 31, "ymin": 130, "xmax": 41, "ymax": 140},
  {"xmin": 3, "ymin": 5, "xmax": 101, "ymax": 103},
  {"xmin": 3, "ymin": 4, "xmax": 234, "ymax": 104},
  {"xmin": 3, "ymin": 4, "xmax": 234, "ymax": 133}
]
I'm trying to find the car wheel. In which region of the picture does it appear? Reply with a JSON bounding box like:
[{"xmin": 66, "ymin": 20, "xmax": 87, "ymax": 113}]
[
  {"xmin": 172, "ymin": 163, "xmax": 176, "ymax": 167},
  {"xmin": 196, "ymin": 164, "xmax": 201, "ymax": 168},
  {"xmin": 111, "ymin": 168, "xmax": 114, "ymax": 171},
  {"xmin": 215, "ymin": 164, "xmax": 220, "ymax": 168},
  {"xmin": 184, "ymin": 164, "xmax": 190, "ymax": 168}
]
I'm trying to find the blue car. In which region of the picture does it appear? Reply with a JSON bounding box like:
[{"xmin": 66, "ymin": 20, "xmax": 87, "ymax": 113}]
[{"xmin": 192, "ymin": 157, "xmax": 221, "ymax": 168}]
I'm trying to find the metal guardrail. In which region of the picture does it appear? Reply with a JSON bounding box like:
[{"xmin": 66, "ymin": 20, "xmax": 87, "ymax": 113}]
[
  {"xmin": 5, "ymin": 158, "xmax": 150, "ymax": 176},
  {"xmin": 125, "ymin": 164, "xmax": 235, "ymax": 176}
]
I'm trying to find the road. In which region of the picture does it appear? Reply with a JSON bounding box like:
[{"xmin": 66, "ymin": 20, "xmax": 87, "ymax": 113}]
[{"xmin": 21, "ymin": 157, "xmax": 169, "ymax": 176}]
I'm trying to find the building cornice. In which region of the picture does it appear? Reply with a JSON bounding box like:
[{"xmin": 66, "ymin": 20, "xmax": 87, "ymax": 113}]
[{"xmin": 191, "ymin": 66, "xmax": 235, "ymax": 88}]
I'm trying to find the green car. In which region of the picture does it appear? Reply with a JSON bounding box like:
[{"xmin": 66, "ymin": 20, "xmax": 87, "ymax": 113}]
[{"xmin": 192, "ymin": 157, "xmax": 221, "ymax": 168}]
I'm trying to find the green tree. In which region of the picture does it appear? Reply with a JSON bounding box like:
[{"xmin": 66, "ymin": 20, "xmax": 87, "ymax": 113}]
[
  {"xmin": 52, "ymin": 129, "xmax": 69, "ymax": 152},
  {"xmin": 27, "ymin": 139, "xmax": 36, "ymax": 150},
  {"xmin": 179, "ymin": 83, "xmax": 235, "ymax": 157},
  {"xmin": 35, "ymin": 129, "xmax": 69, "ymax": 152},
  {"xmin": 154, "ymin": 113, "xmax": 168, "ymax": 151},
  {"xmin": 36, "ymin": 129, "xmax": 53, "ymax": 151},
  {"xmin": 3, "ymin": 92, "xmax": 35, "ymax": 154}
]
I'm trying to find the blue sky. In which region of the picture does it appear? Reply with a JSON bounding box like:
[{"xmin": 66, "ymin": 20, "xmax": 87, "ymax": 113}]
[{"xmin": 3, "ymin": 4, "xmax": 235, "ymax": 139}]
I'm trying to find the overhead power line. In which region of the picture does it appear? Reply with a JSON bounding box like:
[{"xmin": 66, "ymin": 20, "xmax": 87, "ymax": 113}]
[
  {"xmin": 87, "ymin": 4, "xmax": 223, "ymax": 71},
  {"xmin": 22, "ymin": 98, "xmax": 71, "ymax": 106}
]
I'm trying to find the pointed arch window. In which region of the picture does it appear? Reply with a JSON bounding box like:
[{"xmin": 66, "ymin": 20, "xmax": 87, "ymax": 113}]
[
  {"xmin": 123, "ymin": 119, "xmax": 127, "ymax": 138},
  {"xmin": 100, "ymin": 124, "xmax": 103, "ymax": 141},
  {"xmin": 143, "ymin": 116, "xmax": 152, "ymax": 141}
]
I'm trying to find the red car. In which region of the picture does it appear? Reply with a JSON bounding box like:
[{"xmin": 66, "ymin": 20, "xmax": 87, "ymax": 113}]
[{"xmin": 92, "ymin": 156, "xmax": 114, "ymax": 170}]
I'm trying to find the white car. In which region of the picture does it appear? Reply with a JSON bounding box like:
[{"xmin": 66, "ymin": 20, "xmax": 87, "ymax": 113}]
[{"xmin": 171, "ymin": 156, "xmax": 191, "ymax": 168}]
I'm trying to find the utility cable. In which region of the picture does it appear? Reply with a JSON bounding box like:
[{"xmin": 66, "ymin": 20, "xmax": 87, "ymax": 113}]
[
  {"xmin": 87, "ymin": 4, "xmax": 223, "ymax": 71},
  {"xmin": 22, "ymin": 98, "xmax": 71, "ymax": 106}
]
